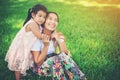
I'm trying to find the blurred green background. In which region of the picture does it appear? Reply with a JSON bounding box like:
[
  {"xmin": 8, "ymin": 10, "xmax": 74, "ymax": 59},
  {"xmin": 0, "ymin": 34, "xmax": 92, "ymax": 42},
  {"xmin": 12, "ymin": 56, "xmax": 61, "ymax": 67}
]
[{"xmin": 0, "ymin": 0, "xmax": 120, "ymax": 80}]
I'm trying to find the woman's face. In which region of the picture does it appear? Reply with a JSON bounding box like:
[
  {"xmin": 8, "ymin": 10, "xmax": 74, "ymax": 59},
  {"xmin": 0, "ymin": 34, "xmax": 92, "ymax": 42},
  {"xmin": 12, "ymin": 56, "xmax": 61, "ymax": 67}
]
[{"xmin": 44, "ymin": 13, "xmax": 58, "ymax": 31}]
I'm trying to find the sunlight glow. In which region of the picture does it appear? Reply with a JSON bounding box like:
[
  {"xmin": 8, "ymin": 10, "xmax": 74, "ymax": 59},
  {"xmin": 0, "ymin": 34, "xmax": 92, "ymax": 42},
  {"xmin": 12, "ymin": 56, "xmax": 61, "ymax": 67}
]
[
  {"xmin": 51, "ymin": 0, "xmax": 120, "ymax": 8},
  {"xmin": 78, "ymin": 1, "xmax": 120, "ymax": 8}
]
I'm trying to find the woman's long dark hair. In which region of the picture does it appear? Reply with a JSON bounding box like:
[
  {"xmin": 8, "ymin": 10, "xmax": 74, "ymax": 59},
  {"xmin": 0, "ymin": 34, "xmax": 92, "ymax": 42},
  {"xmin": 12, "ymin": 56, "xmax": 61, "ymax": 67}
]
[{"xmin": 23, "ymin": 4, "xmax": 47, "ymax": 26}]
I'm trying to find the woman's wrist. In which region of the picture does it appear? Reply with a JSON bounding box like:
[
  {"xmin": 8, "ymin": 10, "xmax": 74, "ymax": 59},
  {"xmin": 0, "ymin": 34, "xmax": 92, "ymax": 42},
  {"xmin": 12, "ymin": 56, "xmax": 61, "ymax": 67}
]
[
  {"xmin": 43, "ymin": 45, "xmax": 49, "ymax": 53},
  {"xmin": 44, "ymin": 44, "xmax": 49, "ymax": 47},
  {"xmin": 57, "ymin": 38, "xmax": 64, "ymax": 44}
]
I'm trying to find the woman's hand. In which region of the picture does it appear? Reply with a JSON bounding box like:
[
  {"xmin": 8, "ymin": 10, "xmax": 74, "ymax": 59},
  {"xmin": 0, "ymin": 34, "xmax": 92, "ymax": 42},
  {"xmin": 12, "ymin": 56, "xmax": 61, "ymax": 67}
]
[
  {"xmin": 42, "ymin": 34, "xmax": 50, "ymax": 47},
  {"xmin": 51, "ymin": 31, "xmax": 65, "ymax": 43}
]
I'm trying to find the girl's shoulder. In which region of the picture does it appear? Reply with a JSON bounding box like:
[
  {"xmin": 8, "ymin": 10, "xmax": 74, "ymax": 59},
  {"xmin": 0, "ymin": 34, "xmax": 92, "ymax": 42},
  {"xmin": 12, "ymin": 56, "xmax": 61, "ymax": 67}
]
[
  {"xmin": 25, "ymin": 19, "xmax": 40, "ymax": 32},
  {"xmin": 27, "ymin": 19, "xmax": 38, "ymax": 27},
  {"xmin": 24, "ymin": 19, "xmax": 37, "ymax": 27}
]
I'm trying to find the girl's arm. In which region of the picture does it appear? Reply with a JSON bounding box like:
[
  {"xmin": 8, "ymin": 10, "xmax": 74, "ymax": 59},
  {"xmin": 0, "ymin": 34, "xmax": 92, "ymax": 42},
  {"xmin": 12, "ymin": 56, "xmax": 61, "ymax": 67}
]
[{"xmin": 25, "ymin": 22, "xmax": 42, "ymax": 39}]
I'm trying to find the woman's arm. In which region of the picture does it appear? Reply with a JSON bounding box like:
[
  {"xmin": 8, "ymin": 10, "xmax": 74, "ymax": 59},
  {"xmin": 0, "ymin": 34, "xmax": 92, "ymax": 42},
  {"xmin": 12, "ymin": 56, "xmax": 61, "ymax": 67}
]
[
  {"xmin": 51, "ymin": 31, "xmax": 69, "ymax": 54},
  {"xmin": 31, "ymin": 46, "xmax": 49, "ymax": 66},
  {"xmin": 57, "ymin": 32, "xmax": 69, "ymax": 54},
  {"xmin": 31, "ymin": 34, "xmax": 50, "ymax": 66}
]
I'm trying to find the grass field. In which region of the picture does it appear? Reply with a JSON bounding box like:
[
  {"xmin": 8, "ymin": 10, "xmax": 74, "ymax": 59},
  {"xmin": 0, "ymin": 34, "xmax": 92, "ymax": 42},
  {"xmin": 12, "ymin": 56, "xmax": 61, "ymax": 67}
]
[{"xmin": 0, "ymin": 0, "xmax": 120, "ymax": 80}]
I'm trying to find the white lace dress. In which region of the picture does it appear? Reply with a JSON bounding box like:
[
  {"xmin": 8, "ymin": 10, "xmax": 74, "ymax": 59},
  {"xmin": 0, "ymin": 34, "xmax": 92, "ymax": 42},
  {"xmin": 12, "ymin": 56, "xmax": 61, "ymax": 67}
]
[{"xmin": 5, "ymin": 19, "xmax": 40, "ymax": 75}]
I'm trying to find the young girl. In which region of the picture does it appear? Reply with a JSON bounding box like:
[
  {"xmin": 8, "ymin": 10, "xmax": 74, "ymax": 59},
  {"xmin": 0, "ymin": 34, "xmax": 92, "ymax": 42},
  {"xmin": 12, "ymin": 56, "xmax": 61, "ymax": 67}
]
[
  {"xmin": 31, "ymin": 12, "xmax": 87, "ymax": 80},
  {"xmin": 5, "ymin": 4, "xmax": 47, "ymax": 80}
]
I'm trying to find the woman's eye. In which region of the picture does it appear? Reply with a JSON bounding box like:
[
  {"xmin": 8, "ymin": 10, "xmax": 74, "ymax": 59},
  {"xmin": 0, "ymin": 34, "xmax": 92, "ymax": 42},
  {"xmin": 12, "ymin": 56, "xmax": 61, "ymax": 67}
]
[
  {"xmin": 49, "ymin": 17, "xmax": 52, "ymax": 20},
  {"xmin": 50, "ymin": 17, "xmax": 52, "ymax": 20},
  {"xmin": 39, "ymin": 15, "xmax": 42, "ymax": 17},
  {"xmin": 54, "ymin": 19, "xmax": 58, "ymax": 22}
]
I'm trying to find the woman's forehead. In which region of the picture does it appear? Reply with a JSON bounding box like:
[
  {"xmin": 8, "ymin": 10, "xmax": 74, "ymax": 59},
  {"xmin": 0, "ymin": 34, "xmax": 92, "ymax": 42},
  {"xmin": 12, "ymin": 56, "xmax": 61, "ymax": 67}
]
[{"xmin": 47, "ymin": 13, "xmax": 57, "ymax": 18}]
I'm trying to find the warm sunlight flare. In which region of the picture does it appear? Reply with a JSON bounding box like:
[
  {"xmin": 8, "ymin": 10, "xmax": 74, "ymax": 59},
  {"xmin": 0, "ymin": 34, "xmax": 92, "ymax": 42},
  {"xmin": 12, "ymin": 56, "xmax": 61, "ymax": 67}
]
[{"xmin": 50, "ymin": 0, "xmax": 120, "ymax": 8}]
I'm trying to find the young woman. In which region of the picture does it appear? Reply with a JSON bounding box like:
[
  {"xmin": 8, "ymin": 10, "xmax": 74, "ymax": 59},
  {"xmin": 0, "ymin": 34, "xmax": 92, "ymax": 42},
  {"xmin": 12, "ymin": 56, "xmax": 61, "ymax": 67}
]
[{"xmin": 31, "ymin": 12, "xmax": 87, "ymax": 80}]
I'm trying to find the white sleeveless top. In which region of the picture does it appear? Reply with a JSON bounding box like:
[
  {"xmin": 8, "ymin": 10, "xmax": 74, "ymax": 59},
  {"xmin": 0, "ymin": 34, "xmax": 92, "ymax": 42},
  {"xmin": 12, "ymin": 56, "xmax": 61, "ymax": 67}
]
[{"xmin": 31, "ymin": 39, "xmax": 55, "ymax": 54}]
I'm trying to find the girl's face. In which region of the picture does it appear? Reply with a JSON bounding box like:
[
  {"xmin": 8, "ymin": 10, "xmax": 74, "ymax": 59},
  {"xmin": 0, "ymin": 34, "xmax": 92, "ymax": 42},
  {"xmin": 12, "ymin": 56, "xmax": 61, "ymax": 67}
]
[
  {"xmin": 44, "ymin": 13, "xmax": 58, "ymax": 31},
  {"xmin": 32, "ymin": 10, "xmax": 46, "ymax": 25}
]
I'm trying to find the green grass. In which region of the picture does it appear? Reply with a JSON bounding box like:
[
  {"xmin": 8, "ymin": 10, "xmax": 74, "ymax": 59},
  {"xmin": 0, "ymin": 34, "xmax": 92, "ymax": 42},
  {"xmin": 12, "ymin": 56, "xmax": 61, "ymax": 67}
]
[{"xmin": 0, "ymin": 0, "xmax": 120, "ymax": 80}]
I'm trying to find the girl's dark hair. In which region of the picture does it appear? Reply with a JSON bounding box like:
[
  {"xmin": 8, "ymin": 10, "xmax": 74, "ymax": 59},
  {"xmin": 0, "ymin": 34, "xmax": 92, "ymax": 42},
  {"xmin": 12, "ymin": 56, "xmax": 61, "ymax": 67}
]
[
  {"xmin": 23, "ymin": 4, "xmax": 47, "ymax": 26},
  {"xmin": 42, "ymin": 12, "xmax": 59, "ymax": 27}
]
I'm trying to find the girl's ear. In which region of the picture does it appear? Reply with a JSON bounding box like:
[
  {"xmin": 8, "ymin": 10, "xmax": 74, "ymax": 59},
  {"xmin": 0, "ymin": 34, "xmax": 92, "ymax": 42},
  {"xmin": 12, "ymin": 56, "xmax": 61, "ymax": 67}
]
[{"xmin": 31, "ymin": 12, "xmax": 35, "ymax": 18}]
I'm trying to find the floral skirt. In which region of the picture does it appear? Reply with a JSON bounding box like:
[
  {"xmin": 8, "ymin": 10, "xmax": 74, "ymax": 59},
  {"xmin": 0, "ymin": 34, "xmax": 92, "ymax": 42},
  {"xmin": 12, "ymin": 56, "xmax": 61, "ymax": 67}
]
[{"xmin": 32, "ymin": 52, "xmax": 85, "ymax": 80}]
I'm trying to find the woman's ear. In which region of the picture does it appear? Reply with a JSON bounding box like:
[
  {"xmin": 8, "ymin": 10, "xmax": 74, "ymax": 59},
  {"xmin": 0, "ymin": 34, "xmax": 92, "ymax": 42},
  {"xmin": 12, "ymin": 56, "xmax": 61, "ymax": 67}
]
[{"xmin": 31, "ymin": 12, "xmax": 35, "ymax": 18}]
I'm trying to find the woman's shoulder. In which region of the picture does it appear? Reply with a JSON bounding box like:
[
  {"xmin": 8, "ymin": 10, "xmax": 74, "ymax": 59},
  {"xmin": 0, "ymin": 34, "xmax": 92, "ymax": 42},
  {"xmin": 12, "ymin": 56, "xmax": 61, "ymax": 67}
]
[
  {"xmin": 56, "ymin": 31, "xmax": 64, "ymax": 36},
  {"xmin": 56, "ymin": 31, "xmax": 66, "ymax": 41}
]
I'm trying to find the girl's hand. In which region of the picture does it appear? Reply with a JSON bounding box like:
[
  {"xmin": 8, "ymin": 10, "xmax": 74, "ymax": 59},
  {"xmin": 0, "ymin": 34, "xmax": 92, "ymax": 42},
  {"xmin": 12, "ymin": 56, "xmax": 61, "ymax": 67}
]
[{"xmin": 42, "ymin": 34, "xmax": 50, "ymax": 46}]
